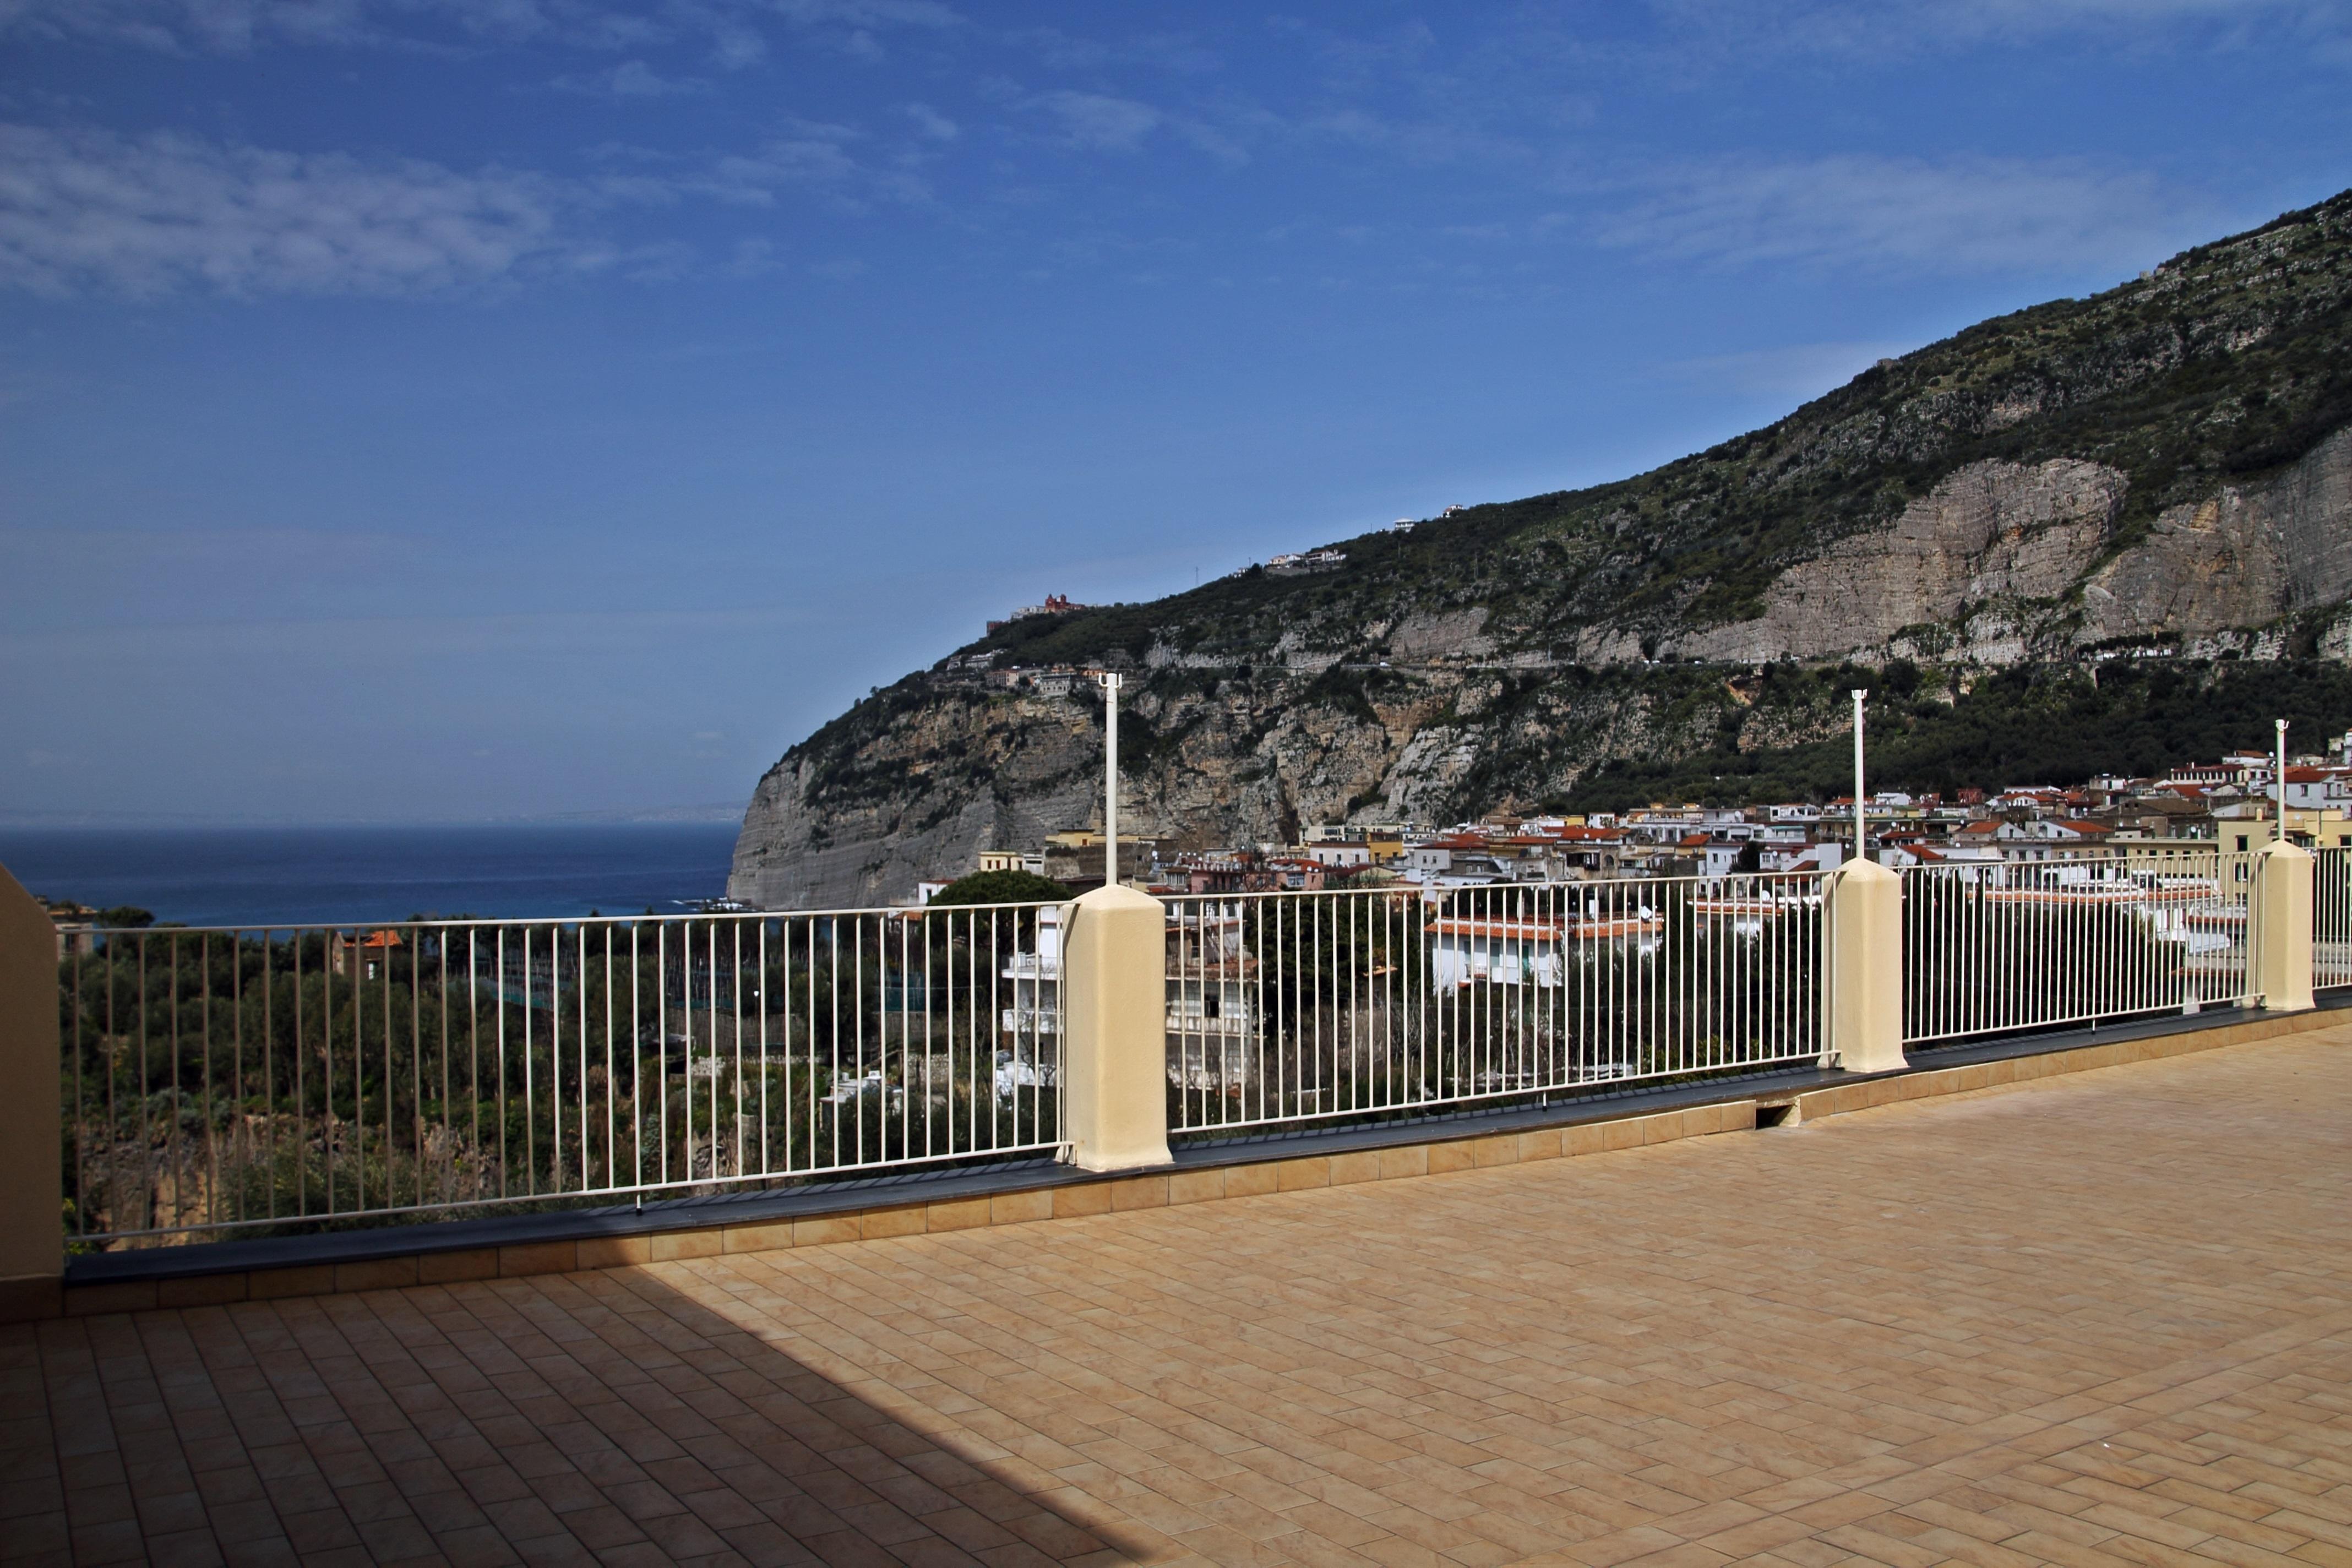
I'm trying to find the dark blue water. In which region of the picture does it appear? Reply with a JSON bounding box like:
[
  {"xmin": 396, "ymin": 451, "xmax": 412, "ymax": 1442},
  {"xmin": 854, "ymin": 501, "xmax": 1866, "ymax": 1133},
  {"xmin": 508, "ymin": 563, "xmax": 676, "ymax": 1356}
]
[{"xmin": 0, "ymin": 825, "xmax": 741, "ymax": 928}]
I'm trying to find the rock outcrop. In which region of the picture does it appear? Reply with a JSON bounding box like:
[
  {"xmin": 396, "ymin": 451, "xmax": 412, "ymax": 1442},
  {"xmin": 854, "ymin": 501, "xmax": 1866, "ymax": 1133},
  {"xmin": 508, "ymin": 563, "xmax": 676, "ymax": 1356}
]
[{"xmin": 1677, "ymin": 457, "xmax": 2124, "ymax": 663}]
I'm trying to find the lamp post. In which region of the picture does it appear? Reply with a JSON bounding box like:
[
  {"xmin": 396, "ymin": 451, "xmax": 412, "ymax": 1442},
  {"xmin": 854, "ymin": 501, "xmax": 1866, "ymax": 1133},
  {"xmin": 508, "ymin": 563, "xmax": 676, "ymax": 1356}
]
[
  {"xmin": 1852, "ymin": 689, "xmax": 1868, "ymax": 865},
  {"xmin": 1099, "ymin": 672, "xmax": 1124, "ymax": 885}
]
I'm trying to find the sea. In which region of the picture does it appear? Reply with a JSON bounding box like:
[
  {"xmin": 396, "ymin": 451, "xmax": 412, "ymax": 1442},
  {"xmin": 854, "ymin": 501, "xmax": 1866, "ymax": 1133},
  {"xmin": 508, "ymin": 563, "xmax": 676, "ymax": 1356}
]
[{"xmin": 0, "ymin": 824, "xmax": 742, "ymax": 929}]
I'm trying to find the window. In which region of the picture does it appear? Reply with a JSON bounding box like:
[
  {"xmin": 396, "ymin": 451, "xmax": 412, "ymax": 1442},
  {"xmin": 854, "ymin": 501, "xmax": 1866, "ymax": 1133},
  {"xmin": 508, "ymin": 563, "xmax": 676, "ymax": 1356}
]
[{"xmin": 2236, "ymin": 835, "xmax": 2250, "ymax": 851}]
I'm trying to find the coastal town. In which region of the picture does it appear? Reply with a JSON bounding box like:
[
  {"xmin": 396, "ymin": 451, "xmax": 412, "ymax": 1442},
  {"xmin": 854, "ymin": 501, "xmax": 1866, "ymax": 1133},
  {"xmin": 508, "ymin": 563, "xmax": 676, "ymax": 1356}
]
[{"xmin": 922, "ymin": 737, "xmax": 2352, "ymax": 905}]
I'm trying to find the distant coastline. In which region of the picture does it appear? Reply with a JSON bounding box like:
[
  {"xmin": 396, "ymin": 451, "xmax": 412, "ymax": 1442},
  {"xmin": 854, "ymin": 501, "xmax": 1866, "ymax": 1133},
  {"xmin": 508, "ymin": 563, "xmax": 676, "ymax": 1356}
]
[
  {"xmin": 0, "ymin": 822, "xmax": 741, "ymax": 928},
  {"xmin": 0, "ymin": 802, "xmax": 747, "ymax": 830}
]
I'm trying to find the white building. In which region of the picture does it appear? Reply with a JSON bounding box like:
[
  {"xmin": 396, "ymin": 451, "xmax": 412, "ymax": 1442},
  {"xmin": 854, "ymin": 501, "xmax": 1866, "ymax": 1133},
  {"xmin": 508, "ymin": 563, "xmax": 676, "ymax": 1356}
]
[
  {"xmin": 999, "ymin": 908, "xmax": 1063, "ymax": 1087},
  {"xmin": 1166, "ymin": 908, "xmax": 1259, "ymax": 1092}
]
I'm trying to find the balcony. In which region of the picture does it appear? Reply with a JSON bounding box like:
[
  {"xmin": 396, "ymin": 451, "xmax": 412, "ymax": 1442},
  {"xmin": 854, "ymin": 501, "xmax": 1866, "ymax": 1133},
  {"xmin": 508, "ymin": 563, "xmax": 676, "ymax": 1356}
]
[
  {"xmin": 7, "ymin": 1011, "xmax": 2349, "ymax": 1566},
  {"xmin": 2, "ymin": 846, "xmax": 2347, "ymax": 1564}
]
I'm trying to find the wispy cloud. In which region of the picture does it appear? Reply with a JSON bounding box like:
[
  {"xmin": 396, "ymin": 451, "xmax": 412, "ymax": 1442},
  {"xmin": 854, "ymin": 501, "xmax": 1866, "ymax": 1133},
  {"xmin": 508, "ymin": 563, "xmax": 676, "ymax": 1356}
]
[
  {"xmin": 1034, "ymin": 91, "xmax": 1161, "ymax": 153},
  {"xmin": 551, "ymin": 59, "xmax": 709, "ymax": 98},
  {"xmin": 0, "ymin": 124, "xmax": 567, "ymax": 297},
  {"xmin": 1641, "ymin": 0, "xmax": 2352, "ymax": 64},
  {"xmin": 902, "ymin": 102, "xmax": 959, "ymax": 141},
  {"xmin": 0, "ymin": 0, "xmax": 536, "ymax": 53},
  {"xmin": 0, "ymin": 118, "xmax": 935, "ymax": 298},
  {"xmin": 1594, "ymin": 154, "xmax": 2226, "ymax": 276},
  {"xmin": 1013, "ymin": 26, "xmax": 1219, "ymax": 74},
  {"xmin": 606, "ymin": 123, "xmax": 935, "ymax": 209},
  {"xmin": 0, "ymin": 0, "xmax": 960, "ymax": 61}
]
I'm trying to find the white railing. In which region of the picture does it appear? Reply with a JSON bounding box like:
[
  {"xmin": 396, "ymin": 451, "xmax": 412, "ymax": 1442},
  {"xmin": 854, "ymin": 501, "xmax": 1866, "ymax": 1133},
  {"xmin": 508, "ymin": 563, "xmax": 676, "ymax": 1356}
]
[
  {"xmin": 2317, "ymin": 845, "xmax": 2352, "ymax": 990},
  {"xmin": 1901, "ymin": 851, "xmax": 2247, "ymax": 1044},
  {"xmin": 58, "ymin": 902, "xmax": 1064, "ymax": 1245},
  {"xmin": 1164, "ymin": 874, "xmax": 1826, "ymax": 1136}
]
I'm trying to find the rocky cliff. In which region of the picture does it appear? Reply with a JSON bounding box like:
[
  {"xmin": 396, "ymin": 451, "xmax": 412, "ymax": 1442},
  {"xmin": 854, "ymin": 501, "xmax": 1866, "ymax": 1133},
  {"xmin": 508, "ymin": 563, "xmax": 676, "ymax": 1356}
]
[{"xmin": 735, "ymin": 189, "xmax": 2352, "ymax": 908}]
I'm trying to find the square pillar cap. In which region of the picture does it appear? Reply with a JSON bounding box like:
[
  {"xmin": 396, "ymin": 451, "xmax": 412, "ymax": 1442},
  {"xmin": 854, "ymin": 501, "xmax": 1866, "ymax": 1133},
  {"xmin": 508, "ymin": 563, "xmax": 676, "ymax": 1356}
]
[{"xmin": 1068, "ymin": 884, "xmax": 1164, "ymax": 913}]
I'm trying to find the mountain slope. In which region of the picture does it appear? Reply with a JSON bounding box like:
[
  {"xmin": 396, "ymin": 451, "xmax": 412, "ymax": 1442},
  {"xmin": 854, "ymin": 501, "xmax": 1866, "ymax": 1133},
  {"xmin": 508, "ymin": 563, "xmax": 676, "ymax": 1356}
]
[{"xmin": 734, "ymin": 189, "xmax": 2352, "ymax": 908}]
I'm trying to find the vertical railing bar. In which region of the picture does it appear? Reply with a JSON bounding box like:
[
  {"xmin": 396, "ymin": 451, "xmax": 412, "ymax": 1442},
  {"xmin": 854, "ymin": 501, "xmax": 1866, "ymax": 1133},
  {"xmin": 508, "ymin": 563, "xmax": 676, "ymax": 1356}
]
[
  {"xmin": 437, "ymin": 929, "xmax": 451, "ymax": 1208},
  {"xmin": 601, "ymin": 923, "xmax": 614, "ymax": 1193},
  {"xmin": 494, "ymin": 927, "xmax": 509, "ymax": 1200},
  {"xmin": 730, "ymin": 919, "xmax": 744, "ymax": 1179},
  {"xmin": 293, "ymin": 933, "xmax": 308, "ymax": 1219},
  {"xmin": 408, "ymin": 926, "xmax": 422, "ymax": 1209},
  {"xmin": 574, "ymin": 923, "xmax": 588, "ymax": 1193},
  {"xmin": 322, "ymin": 930, "xmax": 337, "ymax": 1217},
  {"xmin": 756, "ymin": 919, "xmax": 770, "ymax": 1178},
  {"xmin": 629, "ymin": 921, "xmax": 642, "ymax": 1190}
]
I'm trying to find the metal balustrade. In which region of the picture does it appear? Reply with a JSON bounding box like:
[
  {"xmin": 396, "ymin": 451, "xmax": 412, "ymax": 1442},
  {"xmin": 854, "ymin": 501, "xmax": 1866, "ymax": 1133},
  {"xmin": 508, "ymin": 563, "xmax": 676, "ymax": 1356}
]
[
  {"xmin": 1901, "ymin": 850, "xmax": 2247, "ymax": 1044},
  {"xmin": 2318, "ymin": 845, "xmax": 2352, "ymax": 991},
  {"xmin": 57, "ymin": 903, "xmax": 1063, "ymax": 1245},
  {"xmin": 50, "ymin": 846, "xmax": 2312, "ymax": 1250},
  {"xmin": 1163, "ymin": 875, "xmax": 1827, "ymax": 1136}
]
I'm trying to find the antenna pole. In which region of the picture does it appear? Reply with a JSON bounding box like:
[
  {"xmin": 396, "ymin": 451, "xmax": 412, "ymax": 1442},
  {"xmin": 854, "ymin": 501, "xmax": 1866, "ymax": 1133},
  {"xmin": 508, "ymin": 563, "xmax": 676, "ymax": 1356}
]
[
  {"xmin": 1099, "ymin": 672, "xmax": 1124, "ymax": 885},
  {"xmin": 1852, "ymin": 689, "xmax": 1869, "ymax": 865},
  {"xmin": 2277, "ymin": 717, "xmax": 2289, "ymax": 844}
]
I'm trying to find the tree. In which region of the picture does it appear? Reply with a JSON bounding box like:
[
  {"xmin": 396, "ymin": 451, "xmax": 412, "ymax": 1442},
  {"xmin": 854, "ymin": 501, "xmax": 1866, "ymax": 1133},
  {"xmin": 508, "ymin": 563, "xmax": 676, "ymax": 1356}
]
[{"xmin": 927, "ymin": 870, "xmax": 1071, "ymax": 906}]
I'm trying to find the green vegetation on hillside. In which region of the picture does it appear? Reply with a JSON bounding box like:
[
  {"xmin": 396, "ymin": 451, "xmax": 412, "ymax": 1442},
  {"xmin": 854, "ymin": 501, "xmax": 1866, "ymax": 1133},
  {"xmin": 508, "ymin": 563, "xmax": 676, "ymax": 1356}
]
[{"xmin": 1564, "ymin": 659, "xmax": 2352, "ymax": 812}]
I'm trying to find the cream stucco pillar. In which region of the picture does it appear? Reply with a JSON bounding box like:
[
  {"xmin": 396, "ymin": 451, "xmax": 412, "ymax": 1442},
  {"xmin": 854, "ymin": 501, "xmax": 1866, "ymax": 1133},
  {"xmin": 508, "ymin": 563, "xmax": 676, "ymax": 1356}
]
[
  {"xmin": 1060, "ymin": 883, "xmax": 1172, "ymax": 1172},
  {"xmin": 0, "ymin": 862, "xmax": 62, "ymax": 1320},
  {"xmin": 2250, "ymin": 838, "xmax": 2315, "ymax": 1012},
  {"xmin": 1824, "ymin": 857, "xmax": 1907, "ymax": 1075}
]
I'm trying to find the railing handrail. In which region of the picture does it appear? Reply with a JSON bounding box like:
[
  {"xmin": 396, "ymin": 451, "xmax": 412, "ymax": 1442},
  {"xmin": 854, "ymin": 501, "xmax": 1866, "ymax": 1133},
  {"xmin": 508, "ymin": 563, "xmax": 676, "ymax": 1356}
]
[
  {"xmin": 1159, "ymin": 869, "xmax": 1828, "ymax": 906},
  {"xmin": 56, "ymin": 899, "xmax": 1069, "ymax": 1248},
  {"xmin": 62, "ymin": 896, "xmax": 1066, "ymax": 939}
]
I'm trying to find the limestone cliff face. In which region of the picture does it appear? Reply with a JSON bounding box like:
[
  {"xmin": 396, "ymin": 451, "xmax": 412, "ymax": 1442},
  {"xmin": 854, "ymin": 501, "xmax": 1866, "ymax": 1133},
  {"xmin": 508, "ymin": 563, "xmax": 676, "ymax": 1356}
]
[
  {"xmin": 734, "ymin": 189, "xmax": 2352, "ymax": 908},
  {"xmin": 1668, "ymin": 426, "xmax": 2352, "ymax": 663},
  {"xmin": 1676, "ymin": 457, "xmax": 2123, "ymax": 663},
  {"xmin": 731, "ymin": 694, "xmax": 1100, "ymax": 910},
  {"xmin": 2080, "ymin": 426, "xmax": 2352, "ymax": 643}
]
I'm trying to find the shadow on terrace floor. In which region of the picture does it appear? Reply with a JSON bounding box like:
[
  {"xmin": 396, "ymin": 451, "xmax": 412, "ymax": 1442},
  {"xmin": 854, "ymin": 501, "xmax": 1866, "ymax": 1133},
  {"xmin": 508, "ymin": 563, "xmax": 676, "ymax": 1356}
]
[
  {"xmin": 2, "ymin": 1266, "xmax": 1153, "ymax": 1568},
  {"xmin": 12, "ymin": 1025, "xmax": 2352, "ymax": 1568}
]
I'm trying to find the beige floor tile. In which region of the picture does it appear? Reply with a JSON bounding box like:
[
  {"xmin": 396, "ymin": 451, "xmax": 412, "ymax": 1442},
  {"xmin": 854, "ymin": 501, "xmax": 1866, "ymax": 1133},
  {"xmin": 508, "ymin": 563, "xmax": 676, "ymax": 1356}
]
[{"xmin": 19, "ymin": 1028, "xmax": 2352, "ymax": 1568}]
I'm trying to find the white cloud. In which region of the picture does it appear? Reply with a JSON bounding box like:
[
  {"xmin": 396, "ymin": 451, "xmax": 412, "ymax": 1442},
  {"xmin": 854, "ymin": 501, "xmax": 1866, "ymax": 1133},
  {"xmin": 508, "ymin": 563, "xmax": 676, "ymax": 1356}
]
[
  {"xmin": 552, "ymin": 58, "xmax": 707, "ymax": 96},
  {"xmin": 1596, "ymin": 155, "xmax": 2227, "ymax": 276},
  {"xmin": 1014, "ymin": 26, "xmax": 1218, "ymax": 74},
  {"xmin": 759, "ymin": 0, "xmax": 956, "ymax": 28},
  {"xmin": 0, "ymin": 0, "xmax": 536, "ymax": 52},
  {"xmin": 1643, "ymin": 0, "xmax": 2352, "ymax": 62},
  {"xmin": 0, "ymin": 0, "xmax": 960, "ymax": 57},
  {"xmin": 0, "ymin": 124, "xmax": 567, "ymax": 297},
  {"xmin": 902, "ymin": 102, "xmax": 959, "ymax": 141},
  {"xmin": 679, "ymin": 131, "xmax": 865, "ymax": 204},
  {"xmin": 1036, "ymin": 91, "xmax": 1161, "ymax": 153},
  {"xmin": 0, "ymin": 118, "xmax": 933, "ymax": 298}
]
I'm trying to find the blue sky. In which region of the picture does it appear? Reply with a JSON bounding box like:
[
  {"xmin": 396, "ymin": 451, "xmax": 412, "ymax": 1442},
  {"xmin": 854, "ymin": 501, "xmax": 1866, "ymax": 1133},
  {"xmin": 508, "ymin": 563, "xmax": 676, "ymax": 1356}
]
[{"xmin": 3, "ymin": 0, "xmax": 2349, "ymax": 822}]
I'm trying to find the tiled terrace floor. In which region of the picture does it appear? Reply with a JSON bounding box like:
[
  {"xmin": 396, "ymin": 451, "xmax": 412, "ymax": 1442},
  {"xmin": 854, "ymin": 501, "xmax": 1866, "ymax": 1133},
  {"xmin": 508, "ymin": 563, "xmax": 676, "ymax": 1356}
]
[{"xmin": 10, "ymin": 1026, "xmax": 2352, "ymax": 1568}]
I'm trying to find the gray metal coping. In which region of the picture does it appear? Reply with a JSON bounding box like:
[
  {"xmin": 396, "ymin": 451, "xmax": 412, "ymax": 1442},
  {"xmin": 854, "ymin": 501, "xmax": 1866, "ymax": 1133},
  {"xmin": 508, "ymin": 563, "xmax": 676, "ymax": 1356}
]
[{"xmin": 68, "ymin": 996, "xmax": 2343, "ymax": 1287}]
